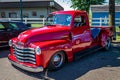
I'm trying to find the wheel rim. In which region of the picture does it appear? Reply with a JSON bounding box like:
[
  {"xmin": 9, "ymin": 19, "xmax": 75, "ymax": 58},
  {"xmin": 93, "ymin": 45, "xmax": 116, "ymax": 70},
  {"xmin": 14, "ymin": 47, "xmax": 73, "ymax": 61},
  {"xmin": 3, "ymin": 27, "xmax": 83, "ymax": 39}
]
[{"xmin": 52, "ymin": 53, "xmax": 64, "ymax": 68}]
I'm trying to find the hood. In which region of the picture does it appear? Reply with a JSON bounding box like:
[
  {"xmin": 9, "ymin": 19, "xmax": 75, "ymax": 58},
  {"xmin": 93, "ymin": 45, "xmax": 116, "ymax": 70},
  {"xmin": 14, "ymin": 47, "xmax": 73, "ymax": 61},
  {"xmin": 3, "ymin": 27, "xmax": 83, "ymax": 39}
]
[{"xmin": 17, "ymin": 25, "xmax": 70, "ymax": 44}]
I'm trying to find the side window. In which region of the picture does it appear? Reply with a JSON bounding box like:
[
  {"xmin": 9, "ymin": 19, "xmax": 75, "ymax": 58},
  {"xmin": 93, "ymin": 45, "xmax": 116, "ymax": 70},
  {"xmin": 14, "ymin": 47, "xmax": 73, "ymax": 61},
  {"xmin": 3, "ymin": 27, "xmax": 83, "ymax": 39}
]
[
  {"xmin": 0, "ymin": 23, "xmax": 5, "ymax": 30},
  {"xmin": 9, "ymin": 23, "xmax": 17, "ymax": 28},
  {"xmin": 9, "ymin": 23, "xmax": 19, "ymax": 29},
  {"xmin": 46, "ymin": 15, "xmax": 54, "ymax": 25},
  {"xmin": 16, "ymin": 23, "xmax": 26, "ymax": 28},
  {"xmin": 74, "ymin": 15, "xmax": 86, "ymax": 27}
]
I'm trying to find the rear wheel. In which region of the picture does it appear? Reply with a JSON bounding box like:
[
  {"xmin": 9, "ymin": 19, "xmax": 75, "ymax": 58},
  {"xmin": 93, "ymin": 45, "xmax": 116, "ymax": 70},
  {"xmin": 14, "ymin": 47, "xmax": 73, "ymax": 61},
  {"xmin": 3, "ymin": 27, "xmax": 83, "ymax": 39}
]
[
  {"xmin": 47, "ymin": 51, "xmax": 65, "ymax": 70},
  {"xmin": 104, "ymin": 37, "xmax": 111, "ymax": 50}
]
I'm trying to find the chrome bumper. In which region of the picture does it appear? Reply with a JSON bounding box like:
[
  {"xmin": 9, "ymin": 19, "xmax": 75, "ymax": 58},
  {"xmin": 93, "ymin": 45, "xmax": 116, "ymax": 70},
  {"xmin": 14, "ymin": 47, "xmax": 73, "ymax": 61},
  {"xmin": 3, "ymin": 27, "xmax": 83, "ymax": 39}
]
[{"xmin": 8, "ymin": 58, "xmax": 43, "ymax": 72}]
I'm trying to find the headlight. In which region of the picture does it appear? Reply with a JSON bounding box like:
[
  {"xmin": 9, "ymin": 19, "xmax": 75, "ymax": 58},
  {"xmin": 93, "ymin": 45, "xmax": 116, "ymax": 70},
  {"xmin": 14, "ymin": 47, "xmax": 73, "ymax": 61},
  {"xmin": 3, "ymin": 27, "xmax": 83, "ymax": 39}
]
[
  {"xmin": 35, "ymin": 46, "xmax": 41, "ymax": 55},
  {"xmin": 9, "ymin": 40, "xmax": 12, "ymax": 47}
]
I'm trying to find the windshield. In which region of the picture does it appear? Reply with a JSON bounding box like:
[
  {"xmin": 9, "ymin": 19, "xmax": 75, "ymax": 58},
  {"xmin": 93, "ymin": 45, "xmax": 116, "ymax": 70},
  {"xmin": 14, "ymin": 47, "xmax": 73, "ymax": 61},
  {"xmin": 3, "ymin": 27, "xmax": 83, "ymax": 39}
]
[{"xmin": 45, "ymin": 14, "xmax": 72, "ymax": 26}]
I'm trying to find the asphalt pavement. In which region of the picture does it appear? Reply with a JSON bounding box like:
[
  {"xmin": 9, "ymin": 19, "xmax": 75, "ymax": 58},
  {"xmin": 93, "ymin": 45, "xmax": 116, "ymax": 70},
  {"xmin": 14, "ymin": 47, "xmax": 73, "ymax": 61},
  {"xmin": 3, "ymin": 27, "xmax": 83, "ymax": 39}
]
[{"xmin": 0, "ymin": 42, "xmax": 120, "ymax": 80}]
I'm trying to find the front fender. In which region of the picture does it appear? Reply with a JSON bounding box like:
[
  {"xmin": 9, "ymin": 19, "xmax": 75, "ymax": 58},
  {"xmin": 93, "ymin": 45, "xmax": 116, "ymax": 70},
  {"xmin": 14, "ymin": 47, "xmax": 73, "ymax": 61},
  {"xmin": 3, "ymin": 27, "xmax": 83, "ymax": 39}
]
[{"xmin": 31, "ymin": 40, "xmax": 72, "ymax": 68}]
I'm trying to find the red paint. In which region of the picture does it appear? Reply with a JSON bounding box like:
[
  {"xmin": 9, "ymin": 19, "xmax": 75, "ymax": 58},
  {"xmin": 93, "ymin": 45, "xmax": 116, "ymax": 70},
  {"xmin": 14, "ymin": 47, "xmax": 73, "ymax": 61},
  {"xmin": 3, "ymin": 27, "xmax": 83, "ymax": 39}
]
[{"xmin": 8, "ymin": 10, "xmax": 113, "ymax": 71}]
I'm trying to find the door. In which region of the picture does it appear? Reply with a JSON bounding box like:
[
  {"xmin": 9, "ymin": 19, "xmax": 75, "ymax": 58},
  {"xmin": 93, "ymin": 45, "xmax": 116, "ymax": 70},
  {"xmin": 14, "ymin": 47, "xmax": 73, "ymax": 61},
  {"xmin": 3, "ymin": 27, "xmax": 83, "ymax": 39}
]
[
  {"xmin": 0, "ymin": 23, "xmax": 9, "ymax": 47},
  {"xmin": 72, "ymin": 13, "xmax": 92, "ymax": 53},
  {"xmin": 7, "ymin": 22, "xmax": 21, "ymax": 39},
  {"xmin": 2, "ymin": 22, "xmax": 20, "ymax": 40}
]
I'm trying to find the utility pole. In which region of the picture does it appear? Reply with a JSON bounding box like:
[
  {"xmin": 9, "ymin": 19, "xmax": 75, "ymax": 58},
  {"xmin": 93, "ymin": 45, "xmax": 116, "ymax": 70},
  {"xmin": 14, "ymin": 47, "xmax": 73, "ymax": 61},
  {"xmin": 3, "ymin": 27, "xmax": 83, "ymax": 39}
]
[
  {"xmin": 109, "ymin": 0, "xmax": 116, "ymax": 40},
  {"xmin": 20, "ymin": 0, "xmax": 23, "ymax": 22}
]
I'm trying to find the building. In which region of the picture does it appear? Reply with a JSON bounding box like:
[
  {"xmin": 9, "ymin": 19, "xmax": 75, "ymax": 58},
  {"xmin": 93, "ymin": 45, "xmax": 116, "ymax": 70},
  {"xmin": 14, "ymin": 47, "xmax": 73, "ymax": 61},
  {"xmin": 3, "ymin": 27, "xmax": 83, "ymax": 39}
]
[
  {"xmin": 0, "ymin": 0, "xmax": 64, "ymax": 18},
  {"xmin": 90, "ymin": 5, "xmax": 120, "ymax": 26}
]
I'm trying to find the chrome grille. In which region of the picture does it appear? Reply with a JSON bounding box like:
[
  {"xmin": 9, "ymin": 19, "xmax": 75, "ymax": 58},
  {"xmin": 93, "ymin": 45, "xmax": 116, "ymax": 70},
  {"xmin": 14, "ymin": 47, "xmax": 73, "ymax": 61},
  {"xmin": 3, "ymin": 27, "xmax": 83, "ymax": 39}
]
[{"xmin": 13, "ymin": 45, "xmax": 36, "ymax": 64}]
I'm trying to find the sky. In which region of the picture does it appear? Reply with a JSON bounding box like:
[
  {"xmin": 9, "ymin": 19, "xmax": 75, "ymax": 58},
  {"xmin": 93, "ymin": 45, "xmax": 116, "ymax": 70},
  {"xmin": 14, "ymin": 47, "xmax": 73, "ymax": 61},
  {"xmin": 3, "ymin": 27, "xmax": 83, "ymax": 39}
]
[
  {"xmin": 54, "ymin": 0, "xmax": 74, "ymax": 10},
  {"xmin": 55, "ymin": 0, "xmax": 109, "ymax": 10}
]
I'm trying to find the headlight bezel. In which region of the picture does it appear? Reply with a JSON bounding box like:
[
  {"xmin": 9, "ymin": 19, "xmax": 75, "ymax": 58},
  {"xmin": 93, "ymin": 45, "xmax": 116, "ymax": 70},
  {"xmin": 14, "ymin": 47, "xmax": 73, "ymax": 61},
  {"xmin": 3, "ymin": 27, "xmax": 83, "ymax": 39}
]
[
  {"xmin": 35, "ymin": 46, "xmax": 41, "ymax": 55},
  {"xmin": 9, "ymin": 40, "xmax": 13, "ymax": 47}
]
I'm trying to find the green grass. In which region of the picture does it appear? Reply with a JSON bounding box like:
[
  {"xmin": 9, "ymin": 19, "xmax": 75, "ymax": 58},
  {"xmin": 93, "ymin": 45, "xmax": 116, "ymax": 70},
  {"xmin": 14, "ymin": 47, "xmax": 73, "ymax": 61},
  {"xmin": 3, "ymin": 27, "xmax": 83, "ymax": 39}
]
[
  {"xmin": 31, "ymin": 24, "xmax": 43, "ymax": 28},
  {"xmin": 117, "ymin": 35, "xmax": 120, "ymax": 39},
  {"xmin": 116, "ymin": 33, "xmax": 120, "ymax": 40},
  {"xmin": 116, "ymin": 26, "xmax": 120, "ymax": 32},
  {"xmin": 0, "ymin": 24, "xmax": 4, "ymax": 29},
  {"xmin": 115, "ymin": 26, "xmax": 120, "ymax": 41}
]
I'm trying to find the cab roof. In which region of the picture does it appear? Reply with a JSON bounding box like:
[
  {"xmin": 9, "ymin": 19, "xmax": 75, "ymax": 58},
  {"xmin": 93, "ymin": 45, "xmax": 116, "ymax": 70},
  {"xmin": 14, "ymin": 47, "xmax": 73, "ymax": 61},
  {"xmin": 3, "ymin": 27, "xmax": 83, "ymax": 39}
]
[{"xmin": 51, "ymin": 10, "xmax": 87, "ymax": 15}]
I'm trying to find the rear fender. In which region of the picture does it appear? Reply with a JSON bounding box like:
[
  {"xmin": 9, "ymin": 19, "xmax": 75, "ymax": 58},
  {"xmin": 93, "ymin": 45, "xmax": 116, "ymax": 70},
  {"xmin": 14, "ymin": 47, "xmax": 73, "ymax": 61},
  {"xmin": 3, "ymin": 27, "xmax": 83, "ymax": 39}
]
[
  {"xmin": 101, "ymin": 33, "xmax": 111, "ymax": 47},
  {"xmin": 101, "ymin": 27, "xmax": 113, "ymax": 37},
  {"xmin": 100, "ymin": 28, "xmax": 113, "ymax": 47}
]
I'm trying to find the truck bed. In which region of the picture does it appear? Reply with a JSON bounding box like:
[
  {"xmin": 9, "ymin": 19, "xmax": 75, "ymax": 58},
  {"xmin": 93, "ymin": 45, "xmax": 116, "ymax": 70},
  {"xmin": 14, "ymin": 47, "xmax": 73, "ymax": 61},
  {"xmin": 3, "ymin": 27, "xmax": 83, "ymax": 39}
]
[
  {"xmin": 90, "ymin": 26, "xmax": 113, "ymax": 39},
  {"xmin": 91, "ymin": 28, "xmax": 101, "ymax": 39}
]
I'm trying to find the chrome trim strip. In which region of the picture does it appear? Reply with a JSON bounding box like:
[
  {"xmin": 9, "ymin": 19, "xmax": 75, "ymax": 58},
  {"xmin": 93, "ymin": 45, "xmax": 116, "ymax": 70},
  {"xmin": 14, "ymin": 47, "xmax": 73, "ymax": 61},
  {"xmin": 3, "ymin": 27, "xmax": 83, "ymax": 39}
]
[
  {"xmin": 15, "ymin": 51, "xmax": 35, "ymax": 58},
  {"xmin": 15, "ymin": 48, "xmax": 35, "ymax": 54},
  {"xmin": 16, "ymin": 55, "xmax": 35, "ymax": 61},
  {"xmin": 9, "ymin": 58, "xmax": 43, "ymax": 72},
  {"xmin": 17, "ymin": 59, "xmax": 36, "ymax": 64},
  {"xmin": 15, "ymin": 46, "xmax": 35, "ymax": 51}
]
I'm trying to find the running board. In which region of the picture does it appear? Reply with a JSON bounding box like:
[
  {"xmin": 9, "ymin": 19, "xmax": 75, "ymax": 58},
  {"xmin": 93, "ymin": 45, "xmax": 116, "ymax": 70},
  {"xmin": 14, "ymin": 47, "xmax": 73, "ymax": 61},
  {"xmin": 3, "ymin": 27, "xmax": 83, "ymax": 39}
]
[{"xmin": 74, "ymin": 46, "xmax": 103, "ymax": 61}]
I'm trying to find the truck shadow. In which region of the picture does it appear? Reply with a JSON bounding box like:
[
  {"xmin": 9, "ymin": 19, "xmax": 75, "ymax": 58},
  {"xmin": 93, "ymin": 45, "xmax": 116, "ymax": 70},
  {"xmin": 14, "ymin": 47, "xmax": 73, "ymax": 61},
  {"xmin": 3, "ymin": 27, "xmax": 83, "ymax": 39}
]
[{"xmin": 13, "ymin": 42, "xmax": 120, "ymax": 80}]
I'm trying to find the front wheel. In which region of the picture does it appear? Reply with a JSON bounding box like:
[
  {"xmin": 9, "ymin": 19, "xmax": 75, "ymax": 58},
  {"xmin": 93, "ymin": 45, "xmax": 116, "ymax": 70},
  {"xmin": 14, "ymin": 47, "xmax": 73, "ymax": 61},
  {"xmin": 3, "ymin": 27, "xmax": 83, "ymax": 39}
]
[
  {"xmin": 104, "ymin": 37, "xmax": 111, "ymax": 50},
  {"xmin": 47, "ymin": 51, "xmax": 65, "ymax": 71}
]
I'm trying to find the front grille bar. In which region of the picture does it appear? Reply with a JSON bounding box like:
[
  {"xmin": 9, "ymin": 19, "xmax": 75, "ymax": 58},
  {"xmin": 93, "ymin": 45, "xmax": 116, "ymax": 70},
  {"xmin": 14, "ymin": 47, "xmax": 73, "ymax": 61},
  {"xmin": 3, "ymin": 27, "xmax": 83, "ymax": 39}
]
[
  {"xmin": 13, "ymin": 45, "xmax": 36, "ymax": 64},
  {"xmin": 15, "ymin": 51, "xmax": 35, "ymax": 58},
  {"xmin": 16, "ymin": 55, "xmax": 36, "ymax": 61},
  {"xmin": 17, "ymin": 59, "xmax": 36, "ymax": 64}
]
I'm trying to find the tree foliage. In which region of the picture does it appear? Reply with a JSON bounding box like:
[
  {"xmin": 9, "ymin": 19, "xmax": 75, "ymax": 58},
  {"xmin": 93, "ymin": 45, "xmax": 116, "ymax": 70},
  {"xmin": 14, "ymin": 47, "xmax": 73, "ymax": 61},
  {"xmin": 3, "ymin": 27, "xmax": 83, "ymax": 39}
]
[
  {"xmin": 115, "ymin": 0, "xmax": 120, "ymax": 4},
  {"xmin": 71, "ymin": 0, "xmax": 105, "ymax": 12}
]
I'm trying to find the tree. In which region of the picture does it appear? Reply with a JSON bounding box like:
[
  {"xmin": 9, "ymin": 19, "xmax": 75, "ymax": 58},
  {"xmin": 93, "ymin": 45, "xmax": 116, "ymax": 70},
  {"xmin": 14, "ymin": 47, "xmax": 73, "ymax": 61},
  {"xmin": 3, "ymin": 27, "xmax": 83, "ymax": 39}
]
[
  {"xmin": 109, "ymin": 0, "xmax": 116, "ymax": 40},
  {"xmin": 115, "ymin": 0, "xmax": 120, "ymax": 4},
  {"xmin": 71, "ymin": 0, "xmax": 105, "ymax": 12}
]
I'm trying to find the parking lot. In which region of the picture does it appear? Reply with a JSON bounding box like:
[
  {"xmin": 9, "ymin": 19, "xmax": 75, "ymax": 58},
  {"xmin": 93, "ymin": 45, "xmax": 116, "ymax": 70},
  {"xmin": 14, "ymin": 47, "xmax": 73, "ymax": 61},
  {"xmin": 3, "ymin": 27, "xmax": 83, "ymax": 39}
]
[{"xmin": 0, "ymin": 42, "xmax": 120, "ymax": 80}]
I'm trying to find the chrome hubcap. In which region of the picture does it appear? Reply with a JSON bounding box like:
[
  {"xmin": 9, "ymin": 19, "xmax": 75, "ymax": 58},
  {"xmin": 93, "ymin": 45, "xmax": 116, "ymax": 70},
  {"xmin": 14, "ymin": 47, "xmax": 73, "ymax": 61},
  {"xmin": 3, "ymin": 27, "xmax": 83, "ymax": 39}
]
[
  {"xmin": 52, "ymin": 53, "xmax": 63, "ymax": 67},
  {"xmin": 105, "ymin": 38, "xmax": 111, "ymax": 49}
]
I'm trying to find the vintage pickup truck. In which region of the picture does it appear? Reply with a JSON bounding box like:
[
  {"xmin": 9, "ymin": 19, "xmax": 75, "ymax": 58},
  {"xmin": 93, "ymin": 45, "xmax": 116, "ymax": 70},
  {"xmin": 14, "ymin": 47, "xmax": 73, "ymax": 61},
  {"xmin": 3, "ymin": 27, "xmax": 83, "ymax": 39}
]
[{"xmin": 8, "ymin": 10, "xmax": 113, "ymax": 72}]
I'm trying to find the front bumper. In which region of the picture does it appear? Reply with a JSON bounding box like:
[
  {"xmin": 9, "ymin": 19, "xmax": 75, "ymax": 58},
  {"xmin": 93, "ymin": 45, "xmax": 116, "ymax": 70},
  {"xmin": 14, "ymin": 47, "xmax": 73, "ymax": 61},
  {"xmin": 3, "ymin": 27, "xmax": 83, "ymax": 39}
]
[{"xmin": 8, "ymin": 58, "xmax": 43, "ymax": 72}]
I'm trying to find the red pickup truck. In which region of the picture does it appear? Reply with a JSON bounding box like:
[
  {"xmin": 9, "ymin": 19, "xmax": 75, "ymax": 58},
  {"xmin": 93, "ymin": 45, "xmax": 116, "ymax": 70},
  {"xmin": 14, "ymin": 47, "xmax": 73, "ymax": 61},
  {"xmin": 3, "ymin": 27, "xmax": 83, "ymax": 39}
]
[{"xmin": 8, "ymin": 10, "xmax": 113, "ymax": 72}]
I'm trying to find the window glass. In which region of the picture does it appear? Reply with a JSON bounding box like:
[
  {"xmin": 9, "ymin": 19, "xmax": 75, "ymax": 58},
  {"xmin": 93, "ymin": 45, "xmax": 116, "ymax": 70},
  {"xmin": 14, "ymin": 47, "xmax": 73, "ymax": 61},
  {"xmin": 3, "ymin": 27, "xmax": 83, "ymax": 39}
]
[
  {"xmin": 74, "ymin": 16, "xmax": 82, "ymax": 22},
  {"xmin": 9, "ymin": 23, "xmax": 19, "ymax": 30},
  {"xmin": 0, "ymin": 23, "xmax": 5, "ymax": 29},
  {"xmin": 32, "ymin": 11, "xmax": 37, "ymax": 16},
  {"xmin": 9, "ymin": 12, "xmax": 17, "ymax": 18},
  {"xmin": 16, "ymin": 23, "xmax": 27, "ymax": 28},
  {"xmin": 46, "ymin": 14, "xmax": 54, "ymax": 25},
  {"xmin": 45, "ymin": 14, "xmax": 72, "ymax": 26},
  {"xmin": 74, "ymin": 15, "xmax": 86, "ymax": 27},
  {"xmin": 1, "ymin": 12, "xmax": 6, "ymax": 18}
]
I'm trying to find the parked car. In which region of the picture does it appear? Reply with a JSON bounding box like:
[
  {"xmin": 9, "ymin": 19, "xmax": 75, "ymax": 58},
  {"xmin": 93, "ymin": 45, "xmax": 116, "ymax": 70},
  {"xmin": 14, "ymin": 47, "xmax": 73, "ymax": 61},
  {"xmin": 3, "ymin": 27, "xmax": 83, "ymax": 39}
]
[{"xmin": 0, "ymin": 21, "xmax": 30, "ymax": 47}]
